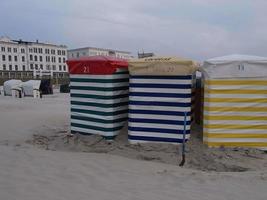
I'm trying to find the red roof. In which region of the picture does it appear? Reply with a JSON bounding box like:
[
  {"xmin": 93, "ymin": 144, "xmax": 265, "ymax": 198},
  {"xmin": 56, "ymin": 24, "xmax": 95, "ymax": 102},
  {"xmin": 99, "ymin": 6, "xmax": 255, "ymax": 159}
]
[{"xmin": 67, "ymin": 56, "xmax": 128, "ymax": 75}]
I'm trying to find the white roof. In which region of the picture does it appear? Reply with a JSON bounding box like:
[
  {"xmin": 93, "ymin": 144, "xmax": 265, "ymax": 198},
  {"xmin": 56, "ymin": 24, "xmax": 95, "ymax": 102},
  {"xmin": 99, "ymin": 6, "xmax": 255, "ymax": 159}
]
[
  {"xmin": 201, "ymin": 54, "xmax": 267, "ymax": 78},
  {"xmin": 0, "ymin": 36, "xmax": 13, "ymax": 43},
  {"xmin": 206, "ymin": 54, "xmax": 267, "ymax": 64},
  {"xmin": 4, "ymin": 79, "xmax": 22, "ymax": 85},
  {"xmin": 22, "ymin": 80, "xmax": 41, "ymax": 88},
  {"xmin": 3, "ymin": 80, "xmax": 22, "ymax": 95},
  {"xmin": 22, "ymin": 80, "xmax": 41, "ymax": 96}
]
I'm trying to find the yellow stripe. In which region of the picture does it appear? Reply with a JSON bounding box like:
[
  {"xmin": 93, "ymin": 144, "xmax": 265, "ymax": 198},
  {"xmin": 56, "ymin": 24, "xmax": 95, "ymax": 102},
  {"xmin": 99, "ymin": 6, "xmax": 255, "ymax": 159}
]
[
  {"xmin": 204, "ymin": 98, "xmax": 267, "ymax": 103},
  {"xmin": 204, "ymin": 115, "xmax": 267, "ymax": 120},
  {"xmin": 204, "ymin": 124, "xmax": 267, "ymax": 129},
  {"xmin": 205, "ymin": 89, "xmax": 267, "ymax": 94},
  {"xmin": 203, "ymin": 132, "xmax": 267, "ymax": 138},
  {"xmin": 205, "ymin": 80, "xmax": 267, "ymax": 85},
  {"xmin": 204, "ymin": 106, "xmax": 267, "ymax": 112},
  {"xmin": 204, "ymin": 141, "xmax": 267, "ymax": 147}
]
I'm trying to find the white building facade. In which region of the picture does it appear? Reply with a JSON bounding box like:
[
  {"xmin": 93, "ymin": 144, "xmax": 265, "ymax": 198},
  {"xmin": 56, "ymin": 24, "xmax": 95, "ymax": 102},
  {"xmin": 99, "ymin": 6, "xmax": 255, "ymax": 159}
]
[
  {"xmin": 68, "ymin": 47, "xmax": 132, "ymax": 59},
  {"xmin": 0, "ymin": 36, "xmax": 68, "ymax": 79}
]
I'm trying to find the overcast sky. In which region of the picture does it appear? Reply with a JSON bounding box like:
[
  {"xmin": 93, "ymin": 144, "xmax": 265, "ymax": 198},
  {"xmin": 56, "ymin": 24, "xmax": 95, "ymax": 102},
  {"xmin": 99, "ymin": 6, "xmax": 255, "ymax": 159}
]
[{"xmin": 1, "ymin": 0, "xmax": 267, "ymax": 60}]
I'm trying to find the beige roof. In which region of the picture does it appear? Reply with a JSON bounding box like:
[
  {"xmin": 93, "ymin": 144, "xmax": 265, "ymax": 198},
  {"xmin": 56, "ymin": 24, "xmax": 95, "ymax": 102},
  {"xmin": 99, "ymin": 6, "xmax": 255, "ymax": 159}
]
[{"xmin": 128, "ymin": 57, "xmax": 198, "ymax": 75}]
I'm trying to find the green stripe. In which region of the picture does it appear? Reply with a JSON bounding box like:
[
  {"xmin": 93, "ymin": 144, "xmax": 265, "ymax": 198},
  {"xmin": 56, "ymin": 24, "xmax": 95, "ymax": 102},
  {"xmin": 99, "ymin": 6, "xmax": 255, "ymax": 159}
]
[
  {"xmin": 70, "ymin": 78, "xmax": 129, "ymax": 83},
  {"xmin": 71, "ymin": 123, "xmax": 124, "ymax": 132},
  {"xmin": 71, "ymin": 101, "xmax": 128, "ymax": 108},
  {"xmin": 70, "ymin": 130, "xmax": 116, "ymax": 140},
  {"xmin": 70, "ymin": 86, "xmax": 129, "ymax": 91},
  {"xmin": 71, "ymin": 108, "xmax": 128, "ymax": 116},
  {"xmin": 71, "ymin": 115, "xmax": 128, "ymax": 123},
  {"xmin": 115, "ymin": 71, "xmax": 129, "ymax": 75},
  {"xmin": 70, "ymin": 93, "xmax": 129, "ymax": 99}
]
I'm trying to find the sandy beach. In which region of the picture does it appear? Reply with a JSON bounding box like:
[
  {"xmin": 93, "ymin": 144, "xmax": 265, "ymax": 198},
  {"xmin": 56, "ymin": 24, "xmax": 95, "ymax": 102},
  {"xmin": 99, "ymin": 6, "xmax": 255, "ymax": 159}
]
[{"xmin": 0, "ymin": 92, "xmax": 267, "ymax": 200}]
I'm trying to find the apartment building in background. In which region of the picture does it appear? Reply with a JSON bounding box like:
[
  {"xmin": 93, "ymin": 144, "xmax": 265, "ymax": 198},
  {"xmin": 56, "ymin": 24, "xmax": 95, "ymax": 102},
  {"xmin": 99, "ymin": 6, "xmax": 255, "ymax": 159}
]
[
  {"xmin": 0, "ymin": 36, "xmax": 68, "ymax": 80},
  {"xmin": 68, "ymin": 47, "xmax": 132, "ymax": 59}
]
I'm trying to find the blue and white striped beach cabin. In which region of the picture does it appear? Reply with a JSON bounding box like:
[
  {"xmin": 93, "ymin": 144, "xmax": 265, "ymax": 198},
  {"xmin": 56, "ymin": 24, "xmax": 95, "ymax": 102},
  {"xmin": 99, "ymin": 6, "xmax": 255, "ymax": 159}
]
[{"xmin": 128, "ymin": 57, "xmax": 197, "ymax": 144}]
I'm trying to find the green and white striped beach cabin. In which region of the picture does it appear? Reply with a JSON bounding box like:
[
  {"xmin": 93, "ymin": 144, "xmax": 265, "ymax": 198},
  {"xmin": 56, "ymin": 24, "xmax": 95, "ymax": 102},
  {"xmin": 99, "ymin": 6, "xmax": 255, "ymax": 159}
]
[{"xmin": 67, "ymin": 56, "xmax": 129, "ymax": 140}]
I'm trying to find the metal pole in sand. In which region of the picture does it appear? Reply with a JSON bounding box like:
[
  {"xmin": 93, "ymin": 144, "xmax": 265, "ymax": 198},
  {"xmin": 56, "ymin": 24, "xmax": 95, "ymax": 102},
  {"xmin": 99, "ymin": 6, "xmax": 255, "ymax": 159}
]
[{"xmin": 179, "ymin": 111, "xmax": 187, "ymax": 166}]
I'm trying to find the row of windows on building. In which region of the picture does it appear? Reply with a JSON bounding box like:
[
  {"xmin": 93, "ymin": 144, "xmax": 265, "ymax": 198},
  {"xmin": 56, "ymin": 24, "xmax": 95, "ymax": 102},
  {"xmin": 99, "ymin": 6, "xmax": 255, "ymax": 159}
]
[
  {"xmin": 30, "ymin": 48, "xmax": 66, "ymax": 55},
  {"xmin": 1, "ymin": 54, "xmax": 66, "ymax": 63},
  {"xmin": 73, "ymin": 51, "xmax": 108, "ymax": 58},
  {"xmin": 1, "ymin": 64, "xmax": 67, "ymax": 71},
  {"xmin": 0, "ymin": 46, "xmax": 66, "ymax": 55},
  {"xmin": 0, "ymin": 46, "xmax": 22, "ymax": 53},
  {"xmin": 72, "ymin": 51, "xmax": 130, "ymax": 59},
  {"xmin": 29, "ymin": 55, "xmax": 66, "ymax": 63},
  {"xmin": 1, "ymin": 64, "xmax": 22, "ymax": 71},
  {"xmin": 1, "ymin": 55, "xmax": 23, "ymax": 62}
]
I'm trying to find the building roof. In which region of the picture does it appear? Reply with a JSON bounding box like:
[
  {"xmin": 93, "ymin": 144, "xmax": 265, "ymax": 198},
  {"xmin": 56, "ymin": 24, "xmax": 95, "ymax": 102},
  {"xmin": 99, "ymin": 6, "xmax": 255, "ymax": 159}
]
[
  {"xmin": 68, "ymin": 46, "xmax": 131, "ymax": 54},
  {"xmin": 0, "ymin": 36, "xmax": 67, "ymax": 48}
]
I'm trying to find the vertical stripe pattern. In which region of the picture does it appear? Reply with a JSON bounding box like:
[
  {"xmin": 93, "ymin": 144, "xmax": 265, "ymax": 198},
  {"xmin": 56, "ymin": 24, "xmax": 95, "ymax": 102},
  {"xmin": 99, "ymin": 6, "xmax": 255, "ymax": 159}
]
[
  {"xmin": 128, "ymin": 75, "xmax": 193, "ymax": 144},
  {"xmin": 70, "ymin": 69, "xmax": 129, "ymax": 139},
  {"xmin": 204, "ymin": 79, "xmax": 267, "ymax": 148}
]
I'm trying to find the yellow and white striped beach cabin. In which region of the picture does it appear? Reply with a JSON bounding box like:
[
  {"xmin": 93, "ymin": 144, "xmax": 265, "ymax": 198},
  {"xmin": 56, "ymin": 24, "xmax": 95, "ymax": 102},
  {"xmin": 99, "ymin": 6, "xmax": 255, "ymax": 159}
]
[{"xmin": 201, "ymin": 54, "xmax": 267, "ymax": 149}]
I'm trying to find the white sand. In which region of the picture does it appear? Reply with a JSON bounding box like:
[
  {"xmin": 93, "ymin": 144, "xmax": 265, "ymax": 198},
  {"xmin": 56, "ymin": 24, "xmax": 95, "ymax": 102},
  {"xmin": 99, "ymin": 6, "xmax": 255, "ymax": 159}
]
[{"xmin": 0, "ymin": 92, "xmax": 267, "ymax": 200}]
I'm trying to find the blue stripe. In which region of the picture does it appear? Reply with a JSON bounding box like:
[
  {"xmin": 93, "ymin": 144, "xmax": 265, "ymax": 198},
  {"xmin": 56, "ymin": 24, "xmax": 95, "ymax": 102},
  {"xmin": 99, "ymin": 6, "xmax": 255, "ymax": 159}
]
[
  {"xmin": 128, "ymin": 135, "xmax": 188, "ymax": 143},
  {"xmin": 128, "ymin": 126, "xmax": 190, "ymax": 134},
  {"xmin": 130, "ymin": 75, "xmax": 192, "ymax": 79},
  {"xmin": 129, "ymin": 83, "xmax": 191, "ymax": 89},
  {"xmin": 129, "ymin": 118, "xmax": 191, "ymax": 125},
  {"xmin": 129, "ymin": 92, "xmax": 191, "ymax": 98},
  {"xmin": 129, "ymin": 109, "xmax": 191, "ymax": 116},
  {"xmin": 129, "ymin": 101, "xmax": 191, "ymax": 107}
]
